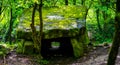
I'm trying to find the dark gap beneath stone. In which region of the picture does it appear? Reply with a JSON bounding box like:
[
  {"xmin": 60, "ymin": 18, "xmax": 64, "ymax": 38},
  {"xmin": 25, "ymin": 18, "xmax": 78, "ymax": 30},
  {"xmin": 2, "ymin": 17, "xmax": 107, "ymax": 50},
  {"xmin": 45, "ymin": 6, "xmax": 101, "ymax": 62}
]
[{"xmin": 41, "ymin": 37, "xmax": 74, "ymax": 59}]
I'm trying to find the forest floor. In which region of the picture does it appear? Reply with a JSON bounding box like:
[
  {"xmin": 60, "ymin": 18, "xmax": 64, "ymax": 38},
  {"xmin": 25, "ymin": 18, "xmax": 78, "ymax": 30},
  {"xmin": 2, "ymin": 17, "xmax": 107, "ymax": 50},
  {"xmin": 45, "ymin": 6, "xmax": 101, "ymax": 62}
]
[{"xmin": 0, "ymin": 45, "xmax": 120, "ymax": 65}]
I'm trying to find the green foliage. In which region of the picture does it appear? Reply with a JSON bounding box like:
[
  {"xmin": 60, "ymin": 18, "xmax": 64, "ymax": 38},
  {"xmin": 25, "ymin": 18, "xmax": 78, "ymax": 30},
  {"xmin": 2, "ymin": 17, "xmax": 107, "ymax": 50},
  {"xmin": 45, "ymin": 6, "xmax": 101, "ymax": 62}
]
[
  {"xmin": 86, "ymin": 0, "xmax": 115, "ymax": 44},
  {"xmin": 0, "ymin": 45, "xmax": 7, "ymax": 56},
  {"xmin": 43, "ymin": 0, "xmax": 86, "ymax": 6},
  {"xmin": 0, "ymin": 0, "xmax": 29, "ymax": 41},
  {"xmin": 16, "ymin": 41, "xmax": 25, "ymax": 54},
  {"xmin": 60, "ymin": 5, "xmax": 87, "ymax": 18},
  {"xmin": 0, "ymin": 42, "xmax": 16, "ymax": 57},
  {"xmin": 16, "ymin": 40, "xmax": 34, "ymax": 55},
  {"xmin": 51, "ymin": 41, "xmax": 60, "ymax": 47},
  {"xmin": 87, "ymin": 19, "xmax": 114, "ymax": 43},
  {"xmin": 37, "ymin": 59, "xmax": 49, "ymax": 65}
]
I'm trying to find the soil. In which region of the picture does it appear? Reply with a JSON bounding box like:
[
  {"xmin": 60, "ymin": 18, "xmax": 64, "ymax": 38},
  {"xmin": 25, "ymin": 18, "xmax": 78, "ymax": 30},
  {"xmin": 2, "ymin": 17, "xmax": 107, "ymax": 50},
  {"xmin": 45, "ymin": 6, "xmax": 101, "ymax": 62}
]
[{"xmin": 0, "ymin": 45, "xmax": 120, "ymax": 65}]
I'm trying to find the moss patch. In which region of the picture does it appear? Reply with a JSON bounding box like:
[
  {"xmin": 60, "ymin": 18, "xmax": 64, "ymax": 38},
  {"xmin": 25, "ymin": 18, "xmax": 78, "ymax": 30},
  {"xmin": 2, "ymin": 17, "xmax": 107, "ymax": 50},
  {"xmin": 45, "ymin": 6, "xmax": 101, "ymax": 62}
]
[{"xmin": 71, "ymin": 38, "xmax": 84, "ymax": 57}]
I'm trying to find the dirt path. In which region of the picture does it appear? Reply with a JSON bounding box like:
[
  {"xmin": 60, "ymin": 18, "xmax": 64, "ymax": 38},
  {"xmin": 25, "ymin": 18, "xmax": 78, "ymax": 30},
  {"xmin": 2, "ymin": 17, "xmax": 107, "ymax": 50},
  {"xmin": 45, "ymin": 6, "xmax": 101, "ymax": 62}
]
[
  {"xmin": 0, "ymin": 50, "xmax": 36, "ymax": 65},
  {"xmin": 0, "ymin": 46, "xmax": 120, "ymax": 65},
  {"xmin": 48, "ymin": 46, "xmax": 120, "ymax": 65},
  {"xmin": 70, "ymin": 47, "xmax": 120, "ymax": 65}
]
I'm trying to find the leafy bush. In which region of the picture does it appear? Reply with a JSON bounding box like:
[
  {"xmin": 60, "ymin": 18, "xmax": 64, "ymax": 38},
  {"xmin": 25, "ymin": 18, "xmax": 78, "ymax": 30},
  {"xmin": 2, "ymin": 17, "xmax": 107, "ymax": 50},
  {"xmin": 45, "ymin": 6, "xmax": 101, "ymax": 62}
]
[
  {"xmin": 37, "ymin": 59, "xmax": 49, "ymax": 65},
  {"xmin": 16, "ymin": 41, "xmax": 25, "ymax": 54},
  {"xmin": 87, "ymin": 20, "xmax": 114, "ymax": 44}
]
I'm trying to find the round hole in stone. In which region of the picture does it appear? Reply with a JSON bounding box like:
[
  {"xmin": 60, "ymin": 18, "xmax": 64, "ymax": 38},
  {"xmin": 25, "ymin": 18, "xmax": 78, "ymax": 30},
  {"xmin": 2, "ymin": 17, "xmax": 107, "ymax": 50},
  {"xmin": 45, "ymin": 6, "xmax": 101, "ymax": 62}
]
[{"xmin": 51, "ymin": 41, "xmax": 60, "ymax": 49}]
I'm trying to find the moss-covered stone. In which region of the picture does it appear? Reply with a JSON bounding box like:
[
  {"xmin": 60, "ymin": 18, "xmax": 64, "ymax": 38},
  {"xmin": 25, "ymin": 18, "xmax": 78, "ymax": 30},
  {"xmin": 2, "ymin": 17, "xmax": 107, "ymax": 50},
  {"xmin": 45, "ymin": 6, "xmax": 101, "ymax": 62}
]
[
  {"xmin": 16, "ymin": 6, "xmax": 89, "ymax": 58},
  {"xmin": 23, "ymin": 41, "xmax": 34, "ymax": 54},
  {"xmin": 70, "ymin": 27, "xmax": 89, "ymax": 57},
  {"xmin": 71, "ymin": 38, "xmax": 84, "ymax": 57},
  {"xmin": 17, "ymin": 27, "xmax": 89, "ymax": 57}
]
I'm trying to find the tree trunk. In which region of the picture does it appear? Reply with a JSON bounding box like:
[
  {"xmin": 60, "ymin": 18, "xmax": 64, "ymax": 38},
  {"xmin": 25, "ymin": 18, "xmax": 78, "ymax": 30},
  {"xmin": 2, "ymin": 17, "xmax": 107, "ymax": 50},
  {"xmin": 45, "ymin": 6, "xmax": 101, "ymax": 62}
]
[
  {"xmin": 30, "ymin": 3, "xmax": 39, "ymax": 51},
  {"xmin": 102, "ymin": 11, "xmax": 108, "ymax": 37},
  {"xmin": 81, "ymin": 0, "xmax": 86, "ymax": 5},
  {"xmin": 9, "ymin": 8, "xmax": 12, "ymax": 44},
  {"xmin": 0, "ymin": 6, "xmax": 1, "ymax": 15},
  {"xmin": 65, "ymin": 0, "xmax": 68, "ymax": 5},
  {"xmin": 4, "ymin": 8, "xmax": 14, "ymax": 44},
  {"xmin": 101, "ymin": 0, "xmax": 110, "ymax": 37},
  {"xmin": 107, "ymin": 0, "xmax": 120, "ymax": 65},
  {"xmin": 84, "ymin": 0, "xmax": 92, "ymax": 27},
  {"xmin": 96, "ymin": 9, "xmax": 102, "ymax": 32},
  {"xmin": 73, "ymin": 0, "xmax": 76, "ymax": 5},
  {"xmin": 38, "ymin": 0, "xmax": 43, "ymax": 59},
  {"xmin": 30, "ymin": 1, "xmax": 43, "ymax": 59},
  {"xmin": 4, "ymin": 1, "xmax": 18, "ymax": 43}
]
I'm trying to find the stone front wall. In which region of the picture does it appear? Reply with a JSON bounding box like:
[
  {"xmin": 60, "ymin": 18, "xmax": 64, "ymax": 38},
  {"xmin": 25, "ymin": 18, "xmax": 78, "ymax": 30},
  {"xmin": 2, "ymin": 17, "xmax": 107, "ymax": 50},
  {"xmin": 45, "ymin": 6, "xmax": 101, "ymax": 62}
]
[{"xmin": 17, "ymin": 26, "xmax": 89, "ymax": 58}]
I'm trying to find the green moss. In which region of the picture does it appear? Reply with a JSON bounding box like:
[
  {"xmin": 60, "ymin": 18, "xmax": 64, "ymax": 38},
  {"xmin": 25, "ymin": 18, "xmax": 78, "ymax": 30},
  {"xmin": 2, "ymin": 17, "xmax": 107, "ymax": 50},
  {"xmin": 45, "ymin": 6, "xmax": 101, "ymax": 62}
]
[
  {"xmin": 0, "ymin": 51, "xmax": 4, "ymax": 55},
  {"xmin": 43, "ymin": 28, "xmax": 80, "ymax": 39},
  {"xmin": 71, "ymin": 38, "xmax": 84, "ymax": 57},
  {"xmin": 18, "ymin": 6, "xmax": 87, "ymax": 31},
  {"xmin": 16, "ymin": 41, "xmax": 34, "ymax": 54},
  {"xmin": 17, "ymin": 30, "xmax": 32, "ymax": 40},
  {"xmin": 70, "ymin": 28, "xmax": 89, "ymax": 57}
]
